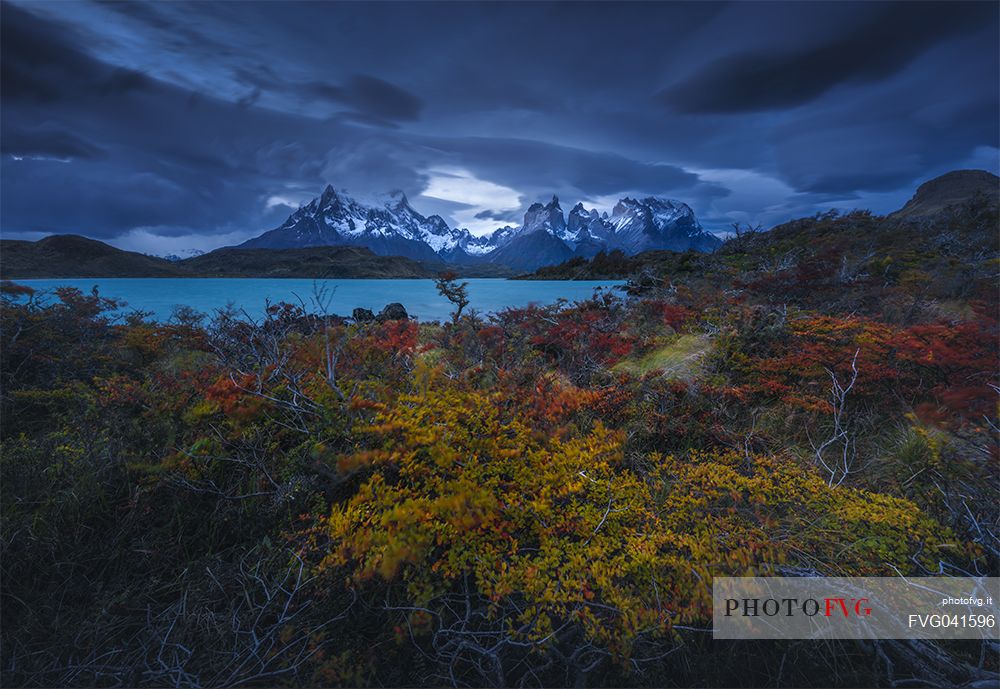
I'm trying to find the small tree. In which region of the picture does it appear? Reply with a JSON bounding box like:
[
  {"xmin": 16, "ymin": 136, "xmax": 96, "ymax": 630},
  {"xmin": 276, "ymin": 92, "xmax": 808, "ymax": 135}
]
[
  {"xmin": 730, "ymin": 221, "xmax": 762, "ymax": 239},
  {"xmin": 434, "ymin": 271, "xmax": 469, "ymax": 323}
]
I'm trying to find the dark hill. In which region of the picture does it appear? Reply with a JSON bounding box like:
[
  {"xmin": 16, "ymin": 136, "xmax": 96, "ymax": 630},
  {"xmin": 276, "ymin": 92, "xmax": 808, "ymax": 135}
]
[
  {"xmin": 0, "ymin": 235, "xmax": 183, "ymax": 279},
  {"xmin": 180, "ymin": 245, "xmax": 440, "ymax": 278},
  {"xmin": 1, "ymin": 236, "xmax": 456, "ymax": 279},
  {"xmin": 888, "ymin": 169, "xmax": 999, "ymax": 221}
]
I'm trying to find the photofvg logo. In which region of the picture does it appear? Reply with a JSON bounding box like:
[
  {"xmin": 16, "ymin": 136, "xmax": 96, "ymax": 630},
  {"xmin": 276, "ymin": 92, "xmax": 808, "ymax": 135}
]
[
  {"xmin": 713, "ymin": 577, "xmax": 998, "ymax": 640},
  {"xmin": 724, "ymin": 595, "xmax": 872, "ymax": 619}
]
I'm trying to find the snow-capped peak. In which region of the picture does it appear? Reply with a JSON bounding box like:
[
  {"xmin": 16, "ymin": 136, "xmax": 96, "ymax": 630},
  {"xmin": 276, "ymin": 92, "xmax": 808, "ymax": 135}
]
[
  {"xmin": 520, "ymin": 195, "xmax": 567, "ymax": 238},
  {"xmin": 241, "ymin": 184, "xmax": 720, "ymax": 264},
  {"xmin": 378, "ymin": 189, "xmax": 410, "ymax": 209}
]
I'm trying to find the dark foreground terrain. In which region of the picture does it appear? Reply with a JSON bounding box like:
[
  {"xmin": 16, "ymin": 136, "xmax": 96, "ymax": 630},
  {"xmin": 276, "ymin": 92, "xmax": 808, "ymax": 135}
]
[{"xmin": 1, "ymin": 172, "xmax": 997, "ymax": 687}]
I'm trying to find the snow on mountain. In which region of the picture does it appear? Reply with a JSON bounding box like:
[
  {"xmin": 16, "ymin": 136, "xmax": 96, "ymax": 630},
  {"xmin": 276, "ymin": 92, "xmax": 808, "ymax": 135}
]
[
  {"xmin": 237, "ymin": 185, "xmax": 722, "ymax": 268},
  {"xmin": 480, "ymin": 195, "xmax": 720, "ymax": 270},
  {"xmin": 518, "ymin": 196, "xmax": 568, "ymax": 239},
  {"xmin": 567, "ymin": 203, "xmax": 613, "ymax": 244},
  {"xmin": 459, "ymin": 230, "xmax": 509, "ymax": 257},
  {"xmin": 602, "ymin": 197, "xmax": 720, "ymax": 253},
  {"xmin": 160, "ymin": 248, "xmax": 205, "ymax": 262},
  {"xmin": 485, "ymin": 194, "xmax": 720, "ymax": 260},
  {"xmin": 239, "ymin": 185, "xmax": 472, "ymax": 262}
]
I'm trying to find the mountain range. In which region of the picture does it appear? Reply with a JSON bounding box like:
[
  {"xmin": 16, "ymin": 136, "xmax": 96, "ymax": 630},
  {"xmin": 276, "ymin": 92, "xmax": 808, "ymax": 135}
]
[
  {"xmin": 239, "ymin": 187, "xmax": 722, "ymax": 271},
  {"xmin": 4, "ymin": 170, "xmax": 993, "ymax": 280}
]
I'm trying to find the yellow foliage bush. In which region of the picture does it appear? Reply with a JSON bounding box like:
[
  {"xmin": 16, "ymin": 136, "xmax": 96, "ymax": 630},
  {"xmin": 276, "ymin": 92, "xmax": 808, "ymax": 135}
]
[{"xmin": 322, "ymin": 385, "xmax": 963, "ymax": 658}]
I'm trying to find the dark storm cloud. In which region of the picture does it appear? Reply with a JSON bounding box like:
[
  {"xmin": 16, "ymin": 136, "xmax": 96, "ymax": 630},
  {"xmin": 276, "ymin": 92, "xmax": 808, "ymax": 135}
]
[
  {"xmin": 96, "ymin": 0, "xmax": 236, "ymax": 56},
  {"xmin": 0, "ymin": 0, "xmax": 997, "ymax": 250},
  {"xmin": 0, "ymin": 4, "xmax": 304, "ymax": 237},
  {"xmin": 314, "ymin": 129, "xmax": 730, "ymax": 208},
  {"xmin": 2, "ymin": 161, "xmax": 206, "ymax": 234},
  {"xmin": 659, "ymin": 2, "xmax": 994, "ymax": 114},
  {"xmin": 233, "ymin": 67, "xmax": 424, "ymax": 124},
  {"xmin": 0, "ymin": 4, "xmax": 153, "ymax": 104},
  {"xmin": 3, "ymin": 125, "xmax": 104, "ymax": 161},
  {"xmin": 305, "ymin": 76, "xmax": 423, "ymax": 122},
  {"xmin": 475, "ymin": 209, "xmax": 522, "ymax": 223},
  {"xmin": 437, "ymin": 136, "xmax": 713, "ymax": 198}
]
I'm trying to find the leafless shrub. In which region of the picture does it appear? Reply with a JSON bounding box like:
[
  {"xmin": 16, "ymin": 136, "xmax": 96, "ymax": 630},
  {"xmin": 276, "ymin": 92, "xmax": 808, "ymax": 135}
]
[{"xmin": 5, "ymin": 547, "xmax": 354, "ymax": 688}]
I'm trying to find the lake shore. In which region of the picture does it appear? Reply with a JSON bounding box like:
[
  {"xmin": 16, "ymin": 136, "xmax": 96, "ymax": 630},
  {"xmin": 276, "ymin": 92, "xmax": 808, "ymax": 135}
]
[{"xmin": 11, "ymin": 277, "xmax": 626, "ymax": 322}]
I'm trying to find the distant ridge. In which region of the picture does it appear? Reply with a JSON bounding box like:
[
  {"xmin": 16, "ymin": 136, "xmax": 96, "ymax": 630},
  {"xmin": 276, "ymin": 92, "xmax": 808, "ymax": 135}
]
[{"xmin": 0, "ymin": 239, "xmax": 447, "ymax": 280}]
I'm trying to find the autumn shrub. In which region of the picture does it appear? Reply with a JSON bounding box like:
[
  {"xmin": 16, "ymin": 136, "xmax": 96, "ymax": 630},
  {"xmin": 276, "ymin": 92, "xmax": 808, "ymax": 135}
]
[{"xmin": 318, "ymin": 380, "xmax": 967, "ymax": 685}]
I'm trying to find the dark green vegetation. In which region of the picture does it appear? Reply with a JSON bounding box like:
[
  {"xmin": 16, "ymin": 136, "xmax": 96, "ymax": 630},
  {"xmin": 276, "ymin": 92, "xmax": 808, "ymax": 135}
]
[
  {"xmin": 0, "ymin": 238, "xmax": 515, "ymax": 280},
  {"xmin": 1, "ymin": 174, "xmax": 997, "ymax": 688},
  {"xmin": 516, "ymin": 248, "xmax": 674, "ymax": 280},
  {"xmin": 181, "ymin": 246, "xmax": 436, "ymax": 278}
]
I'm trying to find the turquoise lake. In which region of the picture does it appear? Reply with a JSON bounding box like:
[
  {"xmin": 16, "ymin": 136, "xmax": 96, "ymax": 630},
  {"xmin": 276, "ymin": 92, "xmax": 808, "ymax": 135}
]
[{"xmin": 14, "ymin": 278, "xmax": 626, "ymax": 322}]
